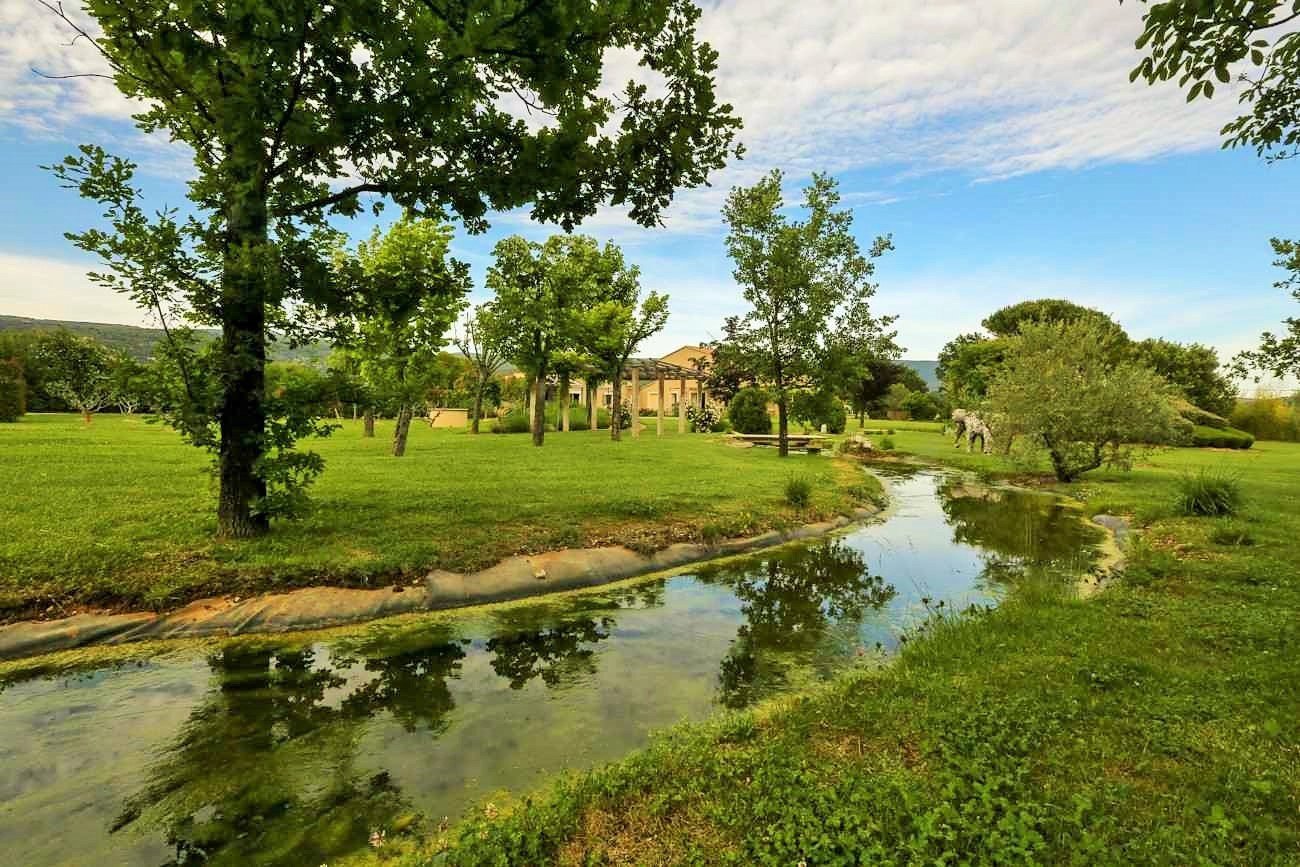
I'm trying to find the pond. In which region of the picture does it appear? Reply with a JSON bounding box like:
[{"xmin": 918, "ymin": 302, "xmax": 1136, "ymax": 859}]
[{"xmin": 0, "ymin": 468, "xmax": 1102, "ymax": 866}]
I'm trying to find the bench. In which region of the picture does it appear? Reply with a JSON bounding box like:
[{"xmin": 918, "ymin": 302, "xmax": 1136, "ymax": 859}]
[{"xmin": 729, "ymin": 433, "xmax": 830, "ymax": 453}]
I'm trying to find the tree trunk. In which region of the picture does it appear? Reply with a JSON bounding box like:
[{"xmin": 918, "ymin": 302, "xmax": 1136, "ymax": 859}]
[
  {"xmin": 81, "ymin": 408, "xmax": 92, "ymax": 425},
  {"xmin": 215, "ymin": 185, "xmax": 270, "ymax": 538},
  {"xmin": 392, "ymin": 405, "xmax": 413, "ymax": 457},
  {"xmin": 589, "ymin": 381, "xmax": 598, "ymax": 432},
  {"xmin": 777, "ymin": 394, "xmax": 789, "ymax": 457},
  {"xmin": 363, "ymin": 409, "xmax": 375, "ymax": 437},
  {"xmin": 560, "ymin": 372, "xmax": 571, "ymax": 432},
  {"xmin": 531, "ymin": 369, "xmax": 546, "ymax": 446},
  {"xmin": 610, "ymin": 370, "xmax": 622, "ymax": 441},
  {"xmin": 471, "ymin": 385, "xmax": 484, "ymax": 434}
]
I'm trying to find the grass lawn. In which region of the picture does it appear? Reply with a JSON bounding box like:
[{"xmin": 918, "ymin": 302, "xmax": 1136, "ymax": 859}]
[
  {"xmin": 402, "ymin": 432, "xmax": 1300, "ymax": 865},
  {"xmin": 0, "ymin": 413, "xmax": 875, "ymax": 619}
]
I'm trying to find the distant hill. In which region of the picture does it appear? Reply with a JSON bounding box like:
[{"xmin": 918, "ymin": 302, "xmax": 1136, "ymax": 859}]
[
  {"xmin": 902, "ymin": 360, "xmax": 940, "ymax": 390},
  {"xmin": 0, "ymin": 315, "xmax": 331, "ymax": 364}
]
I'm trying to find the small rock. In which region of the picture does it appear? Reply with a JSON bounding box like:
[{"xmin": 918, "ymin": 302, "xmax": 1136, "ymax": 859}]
[{"xmin": 533, "ymin": 568, "xmax": 547, "ymax": 581}]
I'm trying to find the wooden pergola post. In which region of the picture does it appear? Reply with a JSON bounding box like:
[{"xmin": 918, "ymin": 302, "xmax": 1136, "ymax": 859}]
[
  {"xmin": 560, "ymin": 372, "xmax": 571, "ymax": 432},
  {"xmin": 630, "ymin": 367, "xmax": 641, "ymax": 438},
  {"xmin": 657, "ymin": 368, "xmax": 665, "ymax": 437},
  {"xmin": 589, "ymin": 380, "xmax": 598, "ymax": 432},
  {"xmin": 678, "ymin": 376, "xmax": 688, "ymax": 433}
]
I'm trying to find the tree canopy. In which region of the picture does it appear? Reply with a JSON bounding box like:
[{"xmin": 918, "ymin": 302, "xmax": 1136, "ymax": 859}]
[{"xmin": 43, "ymin": 0, "xmax": 740, "ymax": 536}]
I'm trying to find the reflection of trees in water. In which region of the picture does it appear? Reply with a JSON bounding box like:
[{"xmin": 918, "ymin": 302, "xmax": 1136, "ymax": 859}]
[
  {"xmin": 114, "ymin": 632, "xmax": 465, "ymax": 866},
  {"xmin": 702, "ymin": 541, "xmax": 896, "ymax": 709},
  {"xmin": 486, "ymin": 614, "xmax": 616, "ymax": 689},
  {"xmin": 936, "ymin": 478, "xmax": 1097, "ymax": 575}
]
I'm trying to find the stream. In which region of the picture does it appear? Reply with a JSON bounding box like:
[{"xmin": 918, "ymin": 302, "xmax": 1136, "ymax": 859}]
[{"xmin": 0, "ymin": 467, "xmax": 1103, "ymax": 866}]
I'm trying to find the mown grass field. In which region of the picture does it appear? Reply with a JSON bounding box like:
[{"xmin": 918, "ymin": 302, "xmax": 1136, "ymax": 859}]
[
  {"xmin": 395, "ymin": 428, "xmax": 1300, "ymax": 865},
  {"xmin": 0, "ymin": 414, "xmax": 873, "ymax": 618}
]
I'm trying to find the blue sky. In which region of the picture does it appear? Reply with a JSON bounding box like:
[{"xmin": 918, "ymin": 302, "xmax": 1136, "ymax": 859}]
[{"xmin": 1, "ymin": 0, "xmax": 1296, "ymax": 385}]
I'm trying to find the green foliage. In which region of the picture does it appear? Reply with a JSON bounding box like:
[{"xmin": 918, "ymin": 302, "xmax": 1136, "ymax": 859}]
[
  {"xmin": 790, "ymin": 389, "xmax": 847, "ymax": 433},
  {"xmin": 491, "ymin": 409, "xmax": 533, "ymax": 434},
  {"xmin": 879, "ymin": 435, "xmax": 896, "ymax": 451},
  {"xmin": 1134, "ymin": 338, "xmax": 1237, "ymax": 418},
  {"xmin": 1236, "ymin": 238, "xmax": 1300, "ymax": 382},
  {"xmin": 46, "ymin": 0, "xmax": 738, "ymax": 533},
  {"xmin": 1189, "ymin": 424, "xmax": 1255, "ymax": 450},
  {"xmin": 1175, "ymin": 470, "xmax": 1243, "ymax": 517},
  {"xmin": 1127, "ymin": 0, "xmax": 1300, "ymax": 161},
  {"xmin": 33, "ymin": 329, "xmax": 115, "ymax": 419},
  {"xmin": 1231, "ymin": 395, "xmax": 1300, "ymax": 442},
  {"xmin": 783, "ymin": 475, "xmax": 812, "ymax": 508},
  {"xmin": 901, "ymin": 388, "xmax": 941, "ymax": 421},
  {"xmin": 0, "ymin": 358, "xmax": 26, "ymax": 422},
  {"xmin": 982, "ymin": 298, "xmax": 1128, "ymax": 341},
  {"xmin": 987, "ymin": 320, "xmax": 1182, "ymax": 482},
  {"xmin": 1210, "ymin": 522, "xmax": 1256, "ymax": 547},
  {"xmin": 1176, "ymin": 398, "xmax": 1230, "ymax": 430},
  {"xmin": 719, "ymin": 170, "xmax": 895, "ymax": 452},
  {"xmin": 728, "ymin": 387, "xmax": 773, "ymax": 435},
  {"xmin": 845, "ymin": 356, "xmax": 925, "ymax": 418}
]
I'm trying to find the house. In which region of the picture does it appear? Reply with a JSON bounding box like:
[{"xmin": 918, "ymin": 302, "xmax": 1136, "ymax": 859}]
[{"xmin": 593, "ymin": 345, "xmax": 716, "ymax": 412}]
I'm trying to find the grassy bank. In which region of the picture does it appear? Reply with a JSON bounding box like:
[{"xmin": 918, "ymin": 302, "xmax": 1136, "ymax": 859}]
[
  {"xmin": 0, "ymin": 414, "xmax": 874, "ymax": 618},
  {"xmin": 400, "ymin": 435, "xmax": 1299, "ymax": 865}
]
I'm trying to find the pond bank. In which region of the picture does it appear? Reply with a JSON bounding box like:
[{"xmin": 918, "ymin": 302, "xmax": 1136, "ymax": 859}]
[{"xmin": 0, "ymin": 505, "xmax": 882, "ymax": 661}]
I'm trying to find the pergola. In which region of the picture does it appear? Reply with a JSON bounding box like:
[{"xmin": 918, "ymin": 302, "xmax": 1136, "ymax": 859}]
[{"xmin": 606, "ymin": 357, "xmax": 710, "ymax": 437}]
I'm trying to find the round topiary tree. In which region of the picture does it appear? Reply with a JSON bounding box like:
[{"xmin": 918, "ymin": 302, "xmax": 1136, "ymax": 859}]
[
  {"xmin": 0, "ymin": 359, "xmax": 26, "ymax": 423},
  {"xmin": 728, "ymin": 386, "xmax": 772, "ymax": 434}
]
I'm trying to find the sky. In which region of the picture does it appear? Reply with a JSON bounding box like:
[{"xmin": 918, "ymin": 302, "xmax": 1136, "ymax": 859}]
[{"xmin": 0, "ymin": 1, "xmax": 1296, "ymax": 388}]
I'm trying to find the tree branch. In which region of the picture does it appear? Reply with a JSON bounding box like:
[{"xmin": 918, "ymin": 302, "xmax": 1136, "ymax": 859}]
[{"xmin": 284, "ymin": 182, "xmax": 389, "ymax": 216}]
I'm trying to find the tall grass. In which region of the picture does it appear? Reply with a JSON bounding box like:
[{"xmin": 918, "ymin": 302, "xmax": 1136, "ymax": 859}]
[{"xmin": 1175, "ymin": 469, "xmax": 1243, "ymax": 517}]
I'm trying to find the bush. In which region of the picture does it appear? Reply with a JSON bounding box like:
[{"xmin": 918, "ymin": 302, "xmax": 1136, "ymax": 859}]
[
  {"xmin": 784, "ymin": 475, "xmax": 812, "ymax": 508},
  {"xmin": 1231, "ymin": 397, "xmax": 1300, "ymax": 442},
  {"xmin": 0, "ymin": 359, "xmax": 25, "ymax": 422},
  {"xmin": 491, "ymin": 409, "xmax": 531, "ymax": 434},
  {"xmin": 879, "ymin": 435, "xmax": 895, "ymax": 451},
  {"xmin": 686, "ymin": 403, "xmax": 720, "ymax": 433},
  {"xmin": 1189, "ymin": 424, "xmax": 1254, "ymax": 449},
  {"xmin": 728, "ymin": 387, "xmax": 772, "ymax": 434},
  {"xmin": 1176, "ymin": 399, "xmax": 1230, "ymax": 430},
  {"xmin": 790, "ymin": 389, "xmax": 847, "ymax": 433},
  {"xmin": 1175, "ymin": 470, "xmax": 1242, "ymax": 517}
]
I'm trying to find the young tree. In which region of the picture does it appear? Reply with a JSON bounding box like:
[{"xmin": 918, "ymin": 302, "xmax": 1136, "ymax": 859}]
[
  {"xmin": 578, "ymin": 291, "xmax": 671, "ymax": 441},
  {"xmin": 721, "ymin": 170, "xmax": 894, "ymax": 456},
  {"xmin": 489, "ymin": 235, "xmax": 631, "ymax": 446},
  {"xmin": 110, "ymin": 352, "xmax": 151, "ymax": 414},
  {"xmin": 34, "ymin": 331, "xmax": 115, "ymax": 424},
  {"xmin": 41, "ymin": 0, "xmax": 739, "ymax": 537},
  {"xmin": 343, "ymin": 218, "xmax": 469, "ymax": 457},
  {"xmin": 452, "ymin": 304, "xmax": 507, "ymax": 434},
  {"xmin": 0, "ymin": 358, "xmax": 26, "ymax": 423},
  {"xmin": 986, "ymin": 321, "xmax": 1182, "ymax": 482}
]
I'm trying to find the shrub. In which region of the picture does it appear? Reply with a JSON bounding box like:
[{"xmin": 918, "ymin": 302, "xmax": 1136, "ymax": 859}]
[
  {"xmin": 1231, "ymin": 396, "xmax": 1300, "ymax": 442},
  {"xmin": 491, "ymin": 409, "xmax": 531, "ymax": 434},
  {"xmin": 784, "ymin": 475, "xmax": 812, "ymax": 508},
  {"xmin": 0, "ymin": 359, "xmax": 25, "ymax": 422},
  {"xmin": 728, "ymin": 387, "xmax": 772, "ymax": 435},
  {"xmin": 686, "ymin": 403, "xmax": 720, "ymax": 433},
  {"xmin": 790, "ymin": 389, "xmax": 847, "ymax": 433},
  {"xmin": 879, "ymin": 435, "xmax": 895, "ymax": 451},
  {"xmin": 1176, "ymin": 398, "xmax": 1230, "ymax": 430},
  {"xmin": 1188, "ymin": 424, "xmax": 1254, "ymax": 449},
  {"xmin": 1175, "ymin": 470, "xmax": 1242, "ymax": 517}
]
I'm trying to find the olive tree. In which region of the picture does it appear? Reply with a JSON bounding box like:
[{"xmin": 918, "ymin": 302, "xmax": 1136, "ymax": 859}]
[
  {"xmin": 40, "ymin": 0, "xmax": 739, "ymax": 536},
  {"xmin": 986, "ymin": 321, "xmax": 1182, "ymax": 482},
  {"xmin": 720, "ymin": 170, "xmax": 894, "ymax": 456}
]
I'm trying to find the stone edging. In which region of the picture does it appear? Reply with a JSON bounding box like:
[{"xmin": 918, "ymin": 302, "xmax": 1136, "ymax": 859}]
[{"xmin": 0, "ymin": 507, "xmax": 881, "ymax": 662}]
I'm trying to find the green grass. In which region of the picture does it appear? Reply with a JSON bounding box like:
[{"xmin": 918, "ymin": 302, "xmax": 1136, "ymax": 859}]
[
  {"xmin": 0, "ymin": 414, "xmax": 874, "ymax": 617},
  {"xmin": 394, "ymin": 429, "xmax": 1300, "ymax": 865}
]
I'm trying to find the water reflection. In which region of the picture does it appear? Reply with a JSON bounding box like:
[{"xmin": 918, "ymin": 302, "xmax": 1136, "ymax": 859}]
[{"xmin": 0, "ymin": 469, "xmax": 1101, "ymax": 867}]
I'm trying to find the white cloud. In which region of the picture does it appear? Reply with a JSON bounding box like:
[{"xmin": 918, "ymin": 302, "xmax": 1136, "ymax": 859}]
[{"xmin": 0, "ymin": 250, "xmax": 150, "ymax": 325}]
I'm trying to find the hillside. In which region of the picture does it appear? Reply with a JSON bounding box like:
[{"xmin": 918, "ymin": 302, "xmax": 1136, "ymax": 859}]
[{"xmin": 0, "ymin": 315, "xmax": 331, "ymax": 364}]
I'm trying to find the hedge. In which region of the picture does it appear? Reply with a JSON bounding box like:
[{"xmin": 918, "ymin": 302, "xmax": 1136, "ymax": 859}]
[{"xmin": 1189, "ymin": 424, "xmax": 1254, "ymax": 450}]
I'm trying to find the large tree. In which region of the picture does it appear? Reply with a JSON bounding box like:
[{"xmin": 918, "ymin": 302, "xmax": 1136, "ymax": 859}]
[
  {"xmin": 721, "ymin": 170, "xmax": 893, "ymax": 456},
  {"xmin": 578, "ymin": 290, "xmax": 671, "ymax": 441},
  {"xmin": 341, "ymin": 218, "xmax": 469, "ymax": 457},
  {"xmin": 1126, "ymin": 1, "xmax": 1298, "ymax": 380},
  {"xmin": 488, "ymin": 235, "xmax": 634, "ymax": 446},
  {"xmin": 41, "ymin": 0, "xmax": 739, "ymax": 537},
  {"xmin": 986, "ymin": 320, "xmax": 1181, "ymax": 482},
  {"xmin": 1133, "ymin": 337, "xmax": 1237, "ymax": 417}
]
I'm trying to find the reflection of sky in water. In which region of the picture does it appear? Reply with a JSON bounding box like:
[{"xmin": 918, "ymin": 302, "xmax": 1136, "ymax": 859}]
[{"xmin": 0, "ymin": 470, "xmax": 1100, "ymax": 866}]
